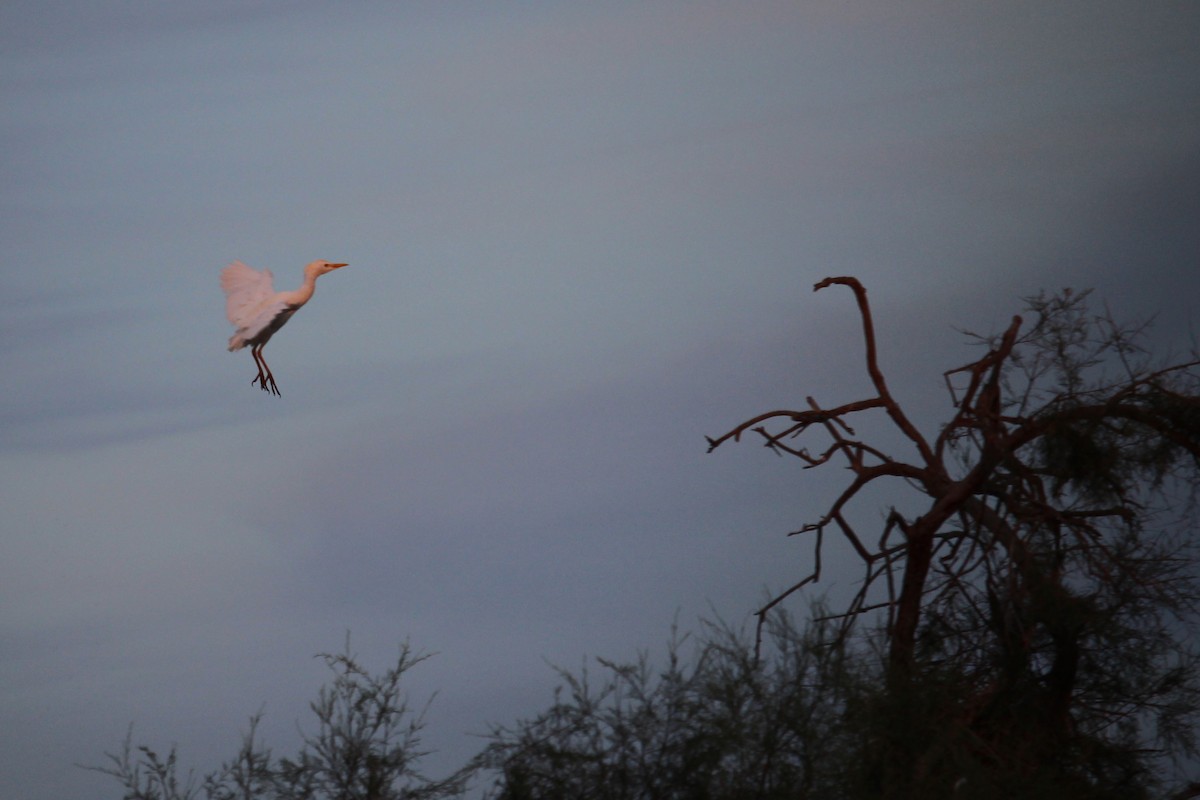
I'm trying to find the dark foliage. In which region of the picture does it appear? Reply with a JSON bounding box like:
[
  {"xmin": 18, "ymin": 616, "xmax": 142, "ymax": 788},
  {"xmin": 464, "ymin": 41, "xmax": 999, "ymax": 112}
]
[
  {"xmin": 471, "ymin": 610, "xmax": 869, "ymax": 800},
  {"xmin": 85, "ymin": 638, "xmax": 466, "ymax": 800}
]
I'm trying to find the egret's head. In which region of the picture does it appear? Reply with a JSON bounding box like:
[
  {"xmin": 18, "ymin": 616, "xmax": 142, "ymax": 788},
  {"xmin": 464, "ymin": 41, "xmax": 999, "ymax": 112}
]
[{"xmin": 306, "ymin": 259, "xmax": 348, "ymax": 276}]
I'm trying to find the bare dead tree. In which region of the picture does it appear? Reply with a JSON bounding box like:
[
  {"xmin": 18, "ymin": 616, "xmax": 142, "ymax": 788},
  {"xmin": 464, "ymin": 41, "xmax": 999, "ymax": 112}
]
[{"xmin": 708, "ymin": 277, "xmax": 1200, "ymax": 795}]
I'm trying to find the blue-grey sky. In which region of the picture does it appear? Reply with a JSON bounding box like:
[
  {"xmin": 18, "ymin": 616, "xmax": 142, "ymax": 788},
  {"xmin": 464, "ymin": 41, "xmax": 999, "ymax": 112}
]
[{"xmin": 2, "ymin": 3, "xmax": 1198, "ymax": 797}]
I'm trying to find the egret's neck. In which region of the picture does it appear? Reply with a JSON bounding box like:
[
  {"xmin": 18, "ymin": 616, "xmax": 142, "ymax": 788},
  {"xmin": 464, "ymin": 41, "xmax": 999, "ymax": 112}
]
[{"xmin": 285, "ymin": 271, "xmax": 321, "ymax": 307}]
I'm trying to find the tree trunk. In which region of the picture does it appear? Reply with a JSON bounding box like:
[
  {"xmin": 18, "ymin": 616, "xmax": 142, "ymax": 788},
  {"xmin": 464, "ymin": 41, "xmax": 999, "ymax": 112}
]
[{"xmin": 890, "ymin": 521, "xmax": 935, "ymax": 673}]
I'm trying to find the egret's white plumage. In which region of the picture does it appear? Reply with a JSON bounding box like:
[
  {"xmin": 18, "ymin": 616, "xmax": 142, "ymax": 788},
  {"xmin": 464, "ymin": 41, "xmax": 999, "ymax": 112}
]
[{"xmin": 220, "ymin": 259, "xmax": 346, "ymax": 396}]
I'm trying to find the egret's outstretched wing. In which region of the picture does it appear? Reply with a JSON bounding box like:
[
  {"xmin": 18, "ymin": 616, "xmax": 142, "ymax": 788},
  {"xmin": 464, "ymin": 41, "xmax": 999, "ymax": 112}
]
[
  {"xmin": 220, "ymin": 261, "xmax": 277, "ymax": 327},
  {"xmin": 230, "ymin": 299, "xmax": 297, "ymax": 350}
]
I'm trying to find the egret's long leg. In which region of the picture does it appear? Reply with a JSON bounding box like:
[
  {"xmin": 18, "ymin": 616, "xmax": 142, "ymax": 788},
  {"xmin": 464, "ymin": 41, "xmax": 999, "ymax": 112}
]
[
  {"xmin": 256, "ymin": 346, "xmax": 282, "ymax": 396},
  {"xmin": 250, "ymin": 346, "xmax": 279, "ymax": 395},
  {"xmin": 250, "ymin": 346, "xmax": 268, "ymax": 390}
]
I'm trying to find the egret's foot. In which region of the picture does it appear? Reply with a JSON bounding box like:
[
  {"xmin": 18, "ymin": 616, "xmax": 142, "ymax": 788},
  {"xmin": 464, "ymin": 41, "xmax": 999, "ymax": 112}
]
[{"xmin": 252, "ymin": 374, "xmax": 281, "ymax": 396}]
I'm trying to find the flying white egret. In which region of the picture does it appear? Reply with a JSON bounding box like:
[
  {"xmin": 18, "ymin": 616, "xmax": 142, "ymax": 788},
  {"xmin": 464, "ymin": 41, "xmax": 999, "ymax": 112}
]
[{"xmin": 220, "ymin": 259, "xmax": 347, "ymax": 396}]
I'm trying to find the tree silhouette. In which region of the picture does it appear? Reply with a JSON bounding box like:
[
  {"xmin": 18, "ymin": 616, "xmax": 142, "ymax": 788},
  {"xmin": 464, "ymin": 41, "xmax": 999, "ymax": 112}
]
[
  {"xmin": 85, "ymin": 637, "xmax": 467, "ymax": 800},
  {"xmin": 473, "ymin": 610, "xmax": 868, "ymax": 800},
  {"xmin": 707, "ymin": 278, "xmax": 1200, "ymax": 796}
]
